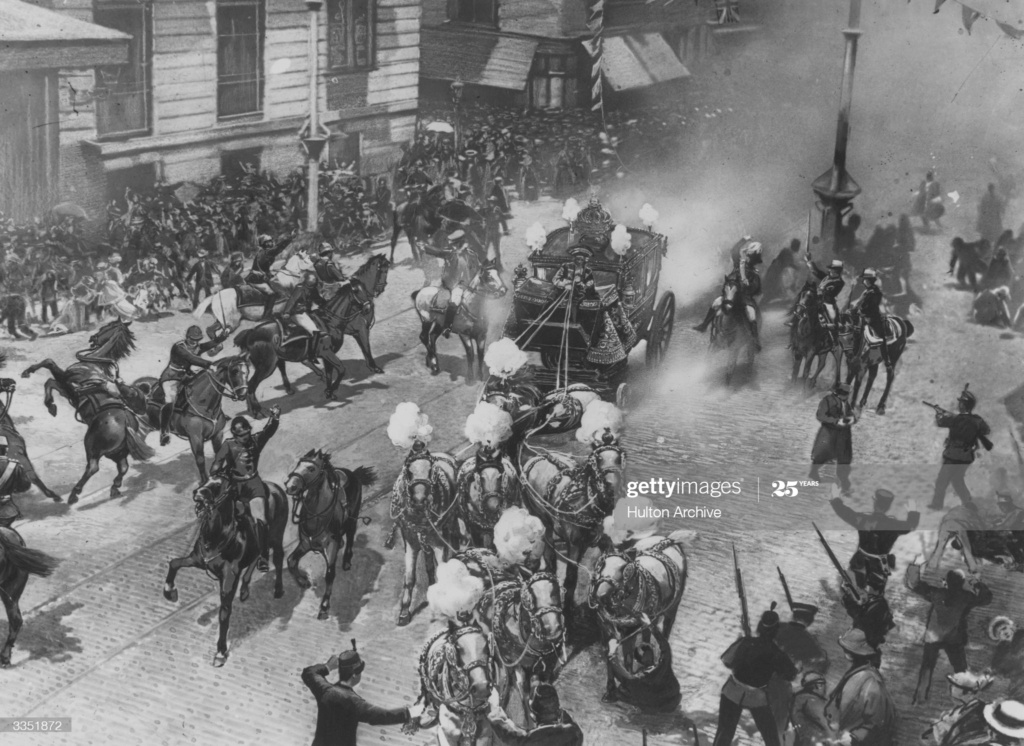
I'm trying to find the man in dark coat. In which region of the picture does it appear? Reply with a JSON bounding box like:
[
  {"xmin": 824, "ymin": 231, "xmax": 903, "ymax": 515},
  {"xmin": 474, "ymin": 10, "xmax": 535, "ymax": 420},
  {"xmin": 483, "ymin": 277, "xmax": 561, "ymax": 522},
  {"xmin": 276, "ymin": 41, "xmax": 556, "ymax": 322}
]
[
  {"xmin": 485, "ymin": 684, "xmax": 584, "ymax": 745},
  {"xmin": 712, "ymin": 603, "xmax": 798, "ymax": 746},
  {"xmin": 810, "ymin": 382, "xmax": 855, "ymax": 494},
  {"xmin": 830, "ymin": 489, "xmax": 920, "ymax": 591},
  {"xmin": 930, "ymin": 386, "xmax": 992, "ymax": 511},
  {"xmin": 950, "ymin": 237, "xmax": 988, "ymax": 292},
  {"xmin": 848, "ymin": 268, "xmax": 892, "ymax": 369},
  {"xmin": 762, "ymin": 239, "xmax": 801, "ymax": 304},
  {"xmin": 841, "ymin": 583, "xmax": 895, "ymax": 653},
  {"xmin": 978, "ymin": 183, "xmax": 1006, "ymax": 245},
  {"xmin": 302, "ymin": 644, "xmax": 419, "ymax": 746},
  {"xmin": 156, "ymin": 325, "xmax": 227, "ymax": 445},
  {"xmin": 605, "ymin": 627, "xmax": 681, "ymax": 713},
  {"xmin": 982, "ymin": 246, "xmax": 1013, "ymax": 291},
  {"xmin": 489, "ymin": 176, "xmax": 511, "ymax": 234},
  {"xmin": 824, "ymin": 629, "xmax": 897, "ymax": 745},
  {"xmin": 220, "ymin": 252, "xmax": 246, "ymax": 290},
  {"xmin": 185, "ymin": 249, "xmax": 218, "ymax": 310},
  {"xmin": 904, "ymin": 562, "xmax": 993, "ymax": 704}
]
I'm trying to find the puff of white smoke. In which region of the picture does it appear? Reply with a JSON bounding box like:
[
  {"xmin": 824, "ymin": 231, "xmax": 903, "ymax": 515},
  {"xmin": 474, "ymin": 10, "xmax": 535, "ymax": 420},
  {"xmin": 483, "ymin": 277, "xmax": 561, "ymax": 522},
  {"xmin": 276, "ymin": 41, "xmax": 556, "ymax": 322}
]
[
  {"xmin": 610, "ymin": 224, "xmax": 631, "ymax": 256},
  {"xmin": 576, "ymin": 400, "xmax": 625, "ymax": 445},
  {"xmin": 494, "ymin": 507, "xmax": 546, "ymax": 564},
  {"xmin": 526, "ymin": 222, "xmax": 548, "ymax": 252},
  {"xmin": 427, "ymin": 560, "xmax": 485, "ymax": 618},
  {"xmin": 484, "ymin": 338, "xmax": 529, "ymax": 380},
  {"xmin": 562, "ymin": 198, "xmax": 581, "ymax": 223},
  {"xmin": 639, "ymin": 203, "xmax": 659, "ymax": 228},
  {"xmin": 387, "ymin": 402, "xmax": 433, "ymax": 448},
  {"xmin": 464, "ymin": 401, "xmax": 513, "ymax": 447},
  {"xmin": 603, "ymin": 497, "xmax": 658, "ymax": 544}
]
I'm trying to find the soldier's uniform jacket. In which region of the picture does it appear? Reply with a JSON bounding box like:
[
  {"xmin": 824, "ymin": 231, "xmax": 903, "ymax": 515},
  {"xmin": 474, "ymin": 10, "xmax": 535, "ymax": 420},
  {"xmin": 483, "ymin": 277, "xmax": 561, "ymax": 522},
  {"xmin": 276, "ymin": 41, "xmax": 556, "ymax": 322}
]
[
  {"xmin": 853, "ymin": 284, "xmax": 884, "ymax": 322},
  {"xmin": 313, "ymin": 259, "xmax": 347, "ymax": 284},
  {"xmin": 719, "ymin": 635, "xmax": 798, "ymax": 707},
  {"xmin": 830, "ymin": 500, "xmax": 920, "ymax": 556},
  {"xmin": 841, "ymin": 590, "xmax": 895, "ymax": 648},
  {"xmin": 301, "ymin": 664, "xmax": 408, "ymax": 746},
  {"xmin": 936, "ymin": 412, "xmax": 991, "ymax": 463},
  {"xmin": 160, "ymin": 338, "xmax": 222, "ymax": 383},
  {"xmin": 0, "ymin": 455, "xmax": 32, "ymax": 525},
  {"xmin": 282, "ymin": 283, "xmax": 327, "ymax": 317},
  {"xmin": 808, "ymin": 261, "xmax": 845, "ymax": 302},
  {"xmin": 211, "ymin": 416, "xmax": 279, "ymax": 484}
]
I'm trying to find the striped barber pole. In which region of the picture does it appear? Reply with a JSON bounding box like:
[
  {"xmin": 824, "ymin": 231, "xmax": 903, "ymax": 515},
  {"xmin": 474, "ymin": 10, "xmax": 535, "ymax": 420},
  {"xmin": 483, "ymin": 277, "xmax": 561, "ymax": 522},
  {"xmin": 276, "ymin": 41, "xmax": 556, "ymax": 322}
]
[{"xmin": 581, "ymin": 0, "xmax": 605, "ymax": 112}]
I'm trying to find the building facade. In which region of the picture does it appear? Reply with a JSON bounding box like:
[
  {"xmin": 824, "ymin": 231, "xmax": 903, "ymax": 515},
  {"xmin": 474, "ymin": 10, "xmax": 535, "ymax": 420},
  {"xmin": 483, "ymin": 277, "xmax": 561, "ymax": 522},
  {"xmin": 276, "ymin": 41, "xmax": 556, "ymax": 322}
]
[
  {"xmin": 50, "ymin": 0, "xmax": 421, "ymax": 218},
  {"xmin": 419, "ymin": 0, "xmax": 723, "ymax": 110}
]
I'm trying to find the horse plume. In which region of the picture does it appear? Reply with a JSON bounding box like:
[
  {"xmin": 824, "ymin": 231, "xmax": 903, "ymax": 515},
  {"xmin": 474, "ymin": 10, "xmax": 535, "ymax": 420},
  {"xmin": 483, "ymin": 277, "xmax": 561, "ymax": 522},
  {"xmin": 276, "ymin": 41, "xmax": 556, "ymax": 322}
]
[
  {"xmin": 464, "ymin": 401, "xmax": 512, "ymax": 448},
  {"xmin": 427, "ymin": 559, "xmax": 484, "ymax": 618},
  {"xmin": 576, "ymin": 401, "xmax": 625, "ymax": 445},
  {"xmin": 484, "ymin": 339, "xmax": 529, "ymax": 380},
  {"xmin": 494, "ymin": 507, "xmax": 545, "ymax": 564},
  {"xmin": 388, "ymin": 402, "xmax": 433, "ymax": 448},
  {"xmin": 610, "ymin": 224, "xmax": 631, "ymax": 256}
]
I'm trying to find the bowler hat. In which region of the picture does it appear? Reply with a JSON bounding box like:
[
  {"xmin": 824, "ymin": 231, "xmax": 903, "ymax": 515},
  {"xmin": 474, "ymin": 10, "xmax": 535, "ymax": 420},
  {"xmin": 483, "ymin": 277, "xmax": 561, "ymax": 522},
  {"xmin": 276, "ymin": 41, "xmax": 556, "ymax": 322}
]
[
  {"xmin": 838, "ymin": 627, "xmax": 877, "ymax": 657},
  {"xmin": 337, "ymin": 649, "xmax": 365, "ymax": 678},
  {"xmin": 984, "ymin": 700, "xmax": 1024, "ymax": 738}
]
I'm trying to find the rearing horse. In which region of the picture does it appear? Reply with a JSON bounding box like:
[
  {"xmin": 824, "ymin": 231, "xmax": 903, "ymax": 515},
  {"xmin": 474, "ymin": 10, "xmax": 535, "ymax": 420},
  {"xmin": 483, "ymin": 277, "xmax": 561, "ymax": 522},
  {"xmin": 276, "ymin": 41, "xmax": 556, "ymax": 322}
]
[
  {"xmin": 134, "ymin": 356, "xmax": 250, "ymax": 482},
  {"xmin": 389, "ymin": 443, "xmax": 459, "ymax": 626},
  {"xmin": 709, "ymin": 275, "xmax": 760, "ymax": 385},
  {"xmin": 521, "ymin": 438, "xmax": 625, "ymax": 633},
  {"xmin": 789, "ymin": 281, "xmax": 842, "ymax": 390},
  {"xmin": 21, "ymin": 320, "xmax": 154, "ymax": 503},
  {"xmin": 284, "ymin": 450, "xmax": 376, "ymax": 620}
]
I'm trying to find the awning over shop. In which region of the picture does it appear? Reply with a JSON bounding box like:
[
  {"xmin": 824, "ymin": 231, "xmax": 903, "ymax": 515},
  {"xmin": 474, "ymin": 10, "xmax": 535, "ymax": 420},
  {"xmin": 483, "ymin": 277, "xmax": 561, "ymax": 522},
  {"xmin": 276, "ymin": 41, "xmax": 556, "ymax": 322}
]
[
  {"xmin": 420, "ymin": 28, "xmax": 539, "ymax": 91},
  {"xmin": 601, "ymin": 33, "xmax": 690, "ymax": 92},
  {"xmin": 0, "ymin": 0, "xmax": 130, "ymax": 71}
]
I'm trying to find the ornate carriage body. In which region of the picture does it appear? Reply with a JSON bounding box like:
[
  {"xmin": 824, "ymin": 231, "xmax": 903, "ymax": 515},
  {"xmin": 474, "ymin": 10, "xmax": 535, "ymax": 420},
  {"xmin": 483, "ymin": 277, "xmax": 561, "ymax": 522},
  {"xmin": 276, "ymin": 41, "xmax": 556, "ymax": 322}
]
[{"xmin": 502, "ymin": 199, "xmax": 675, "ymax": 404}]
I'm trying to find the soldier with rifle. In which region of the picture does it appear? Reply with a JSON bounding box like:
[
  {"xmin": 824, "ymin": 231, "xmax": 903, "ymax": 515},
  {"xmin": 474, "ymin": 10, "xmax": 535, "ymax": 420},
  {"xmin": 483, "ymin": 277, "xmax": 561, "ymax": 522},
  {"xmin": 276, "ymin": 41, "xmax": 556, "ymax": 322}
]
[
  {"xmin": 711, "ymin": 546, "xmax": 798, "ymax": 746},
  {"xmin": 775, "ymin": 567, "xmax": 828, "ymax": 675},
  {"xmin": 828, "ymin": 489, "xmax": 920, "ymax": 591},
  {"xmin": 926, "ymin": 385, "xmax": 993, "ymax": 512}
]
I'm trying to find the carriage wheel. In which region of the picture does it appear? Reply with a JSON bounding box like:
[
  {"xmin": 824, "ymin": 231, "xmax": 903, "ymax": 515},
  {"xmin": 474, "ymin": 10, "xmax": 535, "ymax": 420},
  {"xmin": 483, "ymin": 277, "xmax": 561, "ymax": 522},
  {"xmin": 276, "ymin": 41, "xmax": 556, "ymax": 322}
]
[
  {"xmin": 616, "ymin": 383, "xmax": 631, "ymax": 410},
  {"xmin": 646, "ymin": 292, "xmax": 676, "ymax": 366}
]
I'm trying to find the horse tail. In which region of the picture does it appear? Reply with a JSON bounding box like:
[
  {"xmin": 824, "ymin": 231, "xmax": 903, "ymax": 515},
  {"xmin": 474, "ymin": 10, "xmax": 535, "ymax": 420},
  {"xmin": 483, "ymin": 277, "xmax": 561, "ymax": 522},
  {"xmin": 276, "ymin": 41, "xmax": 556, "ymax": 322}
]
[
  {"xmin": 0, "ymin": 532, "xmax": 60, "ymax": 577},
  {"xmin": 126, "ymin": 424, "xmax": 156, "ymax": 461},
  {"xmin": 349, "ymin": 465, "xmax": 378, "ymax": 487},
  {"xmin": 192, "ymin": 291, "xmax": 217, "ymax": 319}
]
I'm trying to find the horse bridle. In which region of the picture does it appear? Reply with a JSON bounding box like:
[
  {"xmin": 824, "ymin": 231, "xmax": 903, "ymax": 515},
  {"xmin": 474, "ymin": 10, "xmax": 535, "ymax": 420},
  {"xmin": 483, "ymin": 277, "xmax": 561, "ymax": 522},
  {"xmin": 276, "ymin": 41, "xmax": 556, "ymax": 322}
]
[
  {"xmin": 287, "ymin": 458, "xmax": 340, "ymax": 526},
  {"xmin": 588, "ymin": 553, "xmax": 629, "ymax": 609},
  {"xmin": 519, "ymin": 572, "xmax": 563, "ymax": 644},
  {"xmin": 208, "ymin": 358, "xmax": 250, "ymax": 401},
  {"xmin": 588, "ymin": 444, "xmax": 624, "ymax": 490},
  {"xmin": 450, "ymin": 625, "xmax": 492, "ymax": 681}
]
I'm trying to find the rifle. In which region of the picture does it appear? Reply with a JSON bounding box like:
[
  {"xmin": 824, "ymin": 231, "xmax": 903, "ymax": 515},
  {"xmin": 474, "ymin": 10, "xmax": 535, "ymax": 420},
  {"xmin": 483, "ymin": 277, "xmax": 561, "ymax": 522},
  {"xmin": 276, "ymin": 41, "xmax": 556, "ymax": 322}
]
[
  {"xmin": 811, "ymin": 522, "xmax": 863, "ymax": 603},
  {"xmin": 732, "ymin": 543, "xmax": 752, "ymax": 637},
  {"xmin": 777, "ymin": 566, "xmax": 794, "ymax": 611}
]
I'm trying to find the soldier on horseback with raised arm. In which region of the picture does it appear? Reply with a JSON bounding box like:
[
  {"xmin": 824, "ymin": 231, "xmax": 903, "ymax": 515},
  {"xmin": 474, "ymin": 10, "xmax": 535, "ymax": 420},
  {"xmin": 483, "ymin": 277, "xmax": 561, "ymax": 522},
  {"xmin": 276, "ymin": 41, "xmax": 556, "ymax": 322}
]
[
  {"xmin": 848, "ymin": 268, "xmax": 892, "ymax": 370},
  {"xmin": 210, "ymin": 407, "xmax": 280, "ymax": 572},
  {"xmin": 694, "ymin": 240, "xmax": 764, "ymax": 351},
  {"xmin": 426, "ymin": 230, "xmax": 478, "ymax": 339},
  {"xmin": 278, "ymin": 270, "xmax": 330, "ymax": 353},
  {"xmin": 246, "ymin": 234, "xmax": 290, "ymax": 319},
  {"xmin": 155, "ymin": 325, "xmax": 228, "ymax": 446}
]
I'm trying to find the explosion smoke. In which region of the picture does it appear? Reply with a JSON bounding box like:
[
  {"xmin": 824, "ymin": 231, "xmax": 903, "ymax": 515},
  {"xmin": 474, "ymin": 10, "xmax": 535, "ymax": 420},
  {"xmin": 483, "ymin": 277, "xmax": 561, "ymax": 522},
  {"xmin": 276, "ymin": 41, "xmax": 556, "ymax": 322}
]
[
  {"xmin": 387, "ymin": 402, "xmax": 433, "ymax": 448},
  {"xmin": 427, "ymin": 560, "xmax": 485, "ymax": 618},
  {"xmin": 484, "ymin": 338, "xmax": 529, "ymax": 379},
  {"xmin": 639, "ymin": 203, "xmax": 659, "ymax": 228},
  {"xmin": 464, "ymin": 401, "xmax": 513, "ymax": 447},
  {"xmin": 526, "ymin": 222, "xmax": 547, "ymax": 252},
  {"xmin": 562, "ymin": 198, "xmax": 581, "ymax": 223},
  {"xmin": 494, "ymin": 507, "xmax": 546, "ymax": 564},
  {"xmin": 610, "ymin": 224, "xmax": 631, "ymax": 255},
  {"xmin": 576, "ymin": 401, "xmax": 625, "ymax": 445}
]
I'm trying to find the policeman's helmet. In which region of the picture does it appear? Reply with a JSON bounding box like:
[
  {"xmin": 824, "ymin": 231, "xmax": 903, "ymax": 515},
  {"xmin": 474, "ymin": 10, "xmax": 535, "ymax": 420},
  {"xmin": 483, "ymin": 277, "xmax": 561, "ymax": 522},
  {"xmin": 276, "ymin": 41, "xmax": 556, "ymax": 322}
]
[
  {"xmin": 186, "ymin": 325, "xmax": 204, "ymax": 342},
  {"xmin": 958, "ymin": 387, "xmax": 977, "ymax": 411},
  {"xmin": 230, "ymin": 416, "xmax": 252, "ymax": 436}
]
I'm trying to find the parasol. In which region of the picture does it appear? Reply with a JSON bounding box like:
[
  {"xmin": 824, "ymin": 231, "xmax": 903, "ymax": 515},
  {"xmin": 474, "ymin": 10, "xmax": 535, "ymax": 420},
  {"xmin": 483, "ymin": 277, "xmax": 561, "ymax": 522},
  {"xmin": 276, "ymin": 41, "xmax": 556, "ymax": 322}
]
[
  {"xmin": 51, "ymin": 202, "xmax": 89, "ymax": 220},
  {"xmin": 424, "ymin": 121, "xmax": 455, "ymax": 134}
]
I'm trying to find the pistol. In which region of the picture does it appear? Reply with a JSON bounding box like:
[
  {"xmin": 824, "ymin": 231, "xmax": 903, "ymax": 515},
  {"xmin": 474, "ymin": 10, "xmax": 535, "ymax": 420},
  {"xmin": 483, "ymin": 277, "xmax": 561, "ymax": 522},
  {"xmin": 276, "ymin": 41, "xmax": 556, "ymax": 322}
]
[{"xmin": 922, "ymin": 400, "xmax": 949, "ymax": 416}]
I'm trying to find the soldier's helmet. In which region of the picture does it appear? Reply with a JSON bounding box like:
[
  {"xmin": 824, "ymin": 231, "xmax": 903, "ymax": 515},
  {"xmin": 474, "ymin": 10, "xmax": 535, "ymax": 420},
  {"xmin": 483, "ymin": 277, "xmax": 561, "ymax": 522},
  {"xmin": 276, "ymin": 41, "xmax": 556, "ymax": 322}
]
[
  {"xmin": 958, "ymin": 387, "xmax": 977, "ymax": 411},
  {"xmin": 757, "ymin": 601, "xmax": 781, "ymax": 636},
  {"xmin": 186, "ymin": 325, "xmax": 204, "ymax": 342},
  {"xmin": 230, "ymin": 416, "xmax": 252, "ymax": 436}
]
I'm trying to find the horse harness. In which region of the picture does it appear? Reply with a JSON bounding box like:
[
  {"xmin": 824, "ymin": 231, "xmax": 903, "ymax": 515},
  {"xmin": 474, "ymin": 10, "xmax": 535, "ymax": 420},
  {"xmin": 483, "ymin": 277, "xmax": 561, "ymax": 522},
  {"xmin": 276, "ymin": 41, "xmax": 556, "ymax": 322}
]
[
  {"xmin": 489, "ymin": 572, "xmax": 562, "ymax": 668},
  {"xmin": 174, "ymin": 363, "xmax": 249, "ymax": 426},
  {"xmin": 418, "ymin": 626, "xmax": 491, "ymax": 742},
  {"xmin": 592, "ymin": 539, "xmax": 683, "ymax": 628},
  {"xmin": 533, "ymin": 445, "xmax": 623, "ymax": 531},
  {"xmin": 391, "ymin": 449, "xmax": 456, "ymax": 544}
]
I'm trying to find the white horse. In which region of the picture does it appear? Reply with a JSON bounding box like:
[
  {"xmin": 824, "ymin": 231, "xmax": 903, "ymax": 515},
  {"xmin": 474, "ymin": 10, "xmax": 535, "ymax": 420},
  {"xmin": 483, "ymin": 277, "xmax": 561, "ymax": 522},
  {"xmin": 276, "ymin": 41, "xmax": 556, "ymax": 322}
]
[{"xmin": 192, "ymin": 252, "xmax": 315, "ymax": 332}]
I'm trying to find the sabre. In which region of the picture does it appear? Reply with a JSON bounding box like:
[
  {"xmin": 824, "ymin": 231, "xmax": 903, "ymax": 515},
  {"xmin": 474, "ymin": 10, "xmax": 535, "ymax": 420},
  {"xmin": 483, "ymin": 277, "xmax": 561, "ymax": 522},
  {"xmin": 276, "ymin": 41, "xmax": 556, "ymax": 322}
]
[
  {"xmin": 812, "ymin": 522, "xmax": 863, "ymax": 603},
  {"xmin": 732, "ymin": 543, "xmax": 751, "ymax": 637},
  {"xmin": 776, "ymin": 566, "xmax": 794, "ymax": 612}
]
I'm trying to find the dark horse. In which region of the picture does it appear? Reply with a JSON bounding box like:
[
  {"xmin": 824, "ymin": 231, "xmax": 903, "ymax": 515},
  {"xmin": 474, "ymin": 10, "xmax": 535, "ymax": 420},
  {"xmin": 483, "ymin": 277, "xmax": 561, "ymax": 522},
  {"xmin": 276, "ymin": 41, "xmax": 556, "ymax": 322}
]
[
  {"xmin": 838, "ymin": 312, "xmax": 914, "ymax": 415},
  {"xmin": 233, "ymin": 254, "xmax": 391, "ymax": 417},
  {"xmin": 708, "ymin": 275, "xmax": 761, "ymax": 386},
  {"xmin": 789, "ymin": 281, "xmax": 842, "ymax": 390},
  {"xmin": 0, "ymin": 526, "xmax": 60, "ymax": 666},
  {"xmin": 283, "ymin": 450, "xmax": 376, "ymax": 620},
  {"xmin": 0, "ymin": 353, "xmax": 61, "ymax": 501},
  {"xmin": 162, "ymin": 475, "xmax": 288, "ymax": 666},
  {"xmin": 133, "ymin": 356, "xmax": 250, "ymax": 482},
  {"xmin": 21, "ymin": 320, "xmax": 154, "ymax": 503},
  {"xmin": 412, "ymin": 260, "xmax": 507, "ymax": 382},
  {"xmin": 521, "ymin": 438, "xmax": 625, "ymax": 634},
  {"xmin": 390, "ymin": 186, "xmax": 486, "ymax": 264}
]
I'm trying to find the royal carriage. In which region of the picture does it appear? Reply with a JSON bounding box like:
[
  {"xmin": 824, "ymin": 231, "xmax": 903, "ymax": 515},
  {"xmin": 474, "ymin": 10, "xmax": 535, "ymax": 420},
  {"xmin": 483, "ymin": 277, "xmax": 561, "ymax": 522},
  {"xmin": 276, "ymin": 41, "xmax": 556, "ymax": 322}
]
[{"xmin": 498, "ymin": 198, "xmax": 675, "ymax": 407}]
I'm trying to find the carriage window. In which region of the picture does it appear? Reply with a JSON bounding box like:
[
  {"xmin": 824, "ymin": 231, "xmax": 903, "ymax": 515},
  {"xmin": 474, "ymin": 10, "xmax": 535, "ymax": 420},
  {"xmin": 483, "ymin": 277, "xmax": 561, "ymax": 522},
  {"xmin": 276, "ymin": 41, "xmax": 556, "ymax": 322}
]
[{"xmin": 534, "ymin": 266, "xmax": 556, "ymax": 282}]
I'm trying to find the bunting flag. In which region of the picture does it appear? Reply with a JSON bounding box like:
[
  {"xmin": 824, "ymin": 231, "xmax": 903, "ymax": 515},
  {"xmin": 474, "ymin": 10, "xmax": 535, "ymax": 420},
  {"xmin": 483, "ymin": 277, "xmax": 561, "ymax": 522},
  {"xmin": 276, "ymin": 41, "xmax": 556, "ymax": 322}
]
[
  {"xmin": 582, "ymin": 0, "xmax": 605, "ymax": 113},
  {"xmin": 961, "ymin": 4, "xmax": 980, "ymax": 33}
]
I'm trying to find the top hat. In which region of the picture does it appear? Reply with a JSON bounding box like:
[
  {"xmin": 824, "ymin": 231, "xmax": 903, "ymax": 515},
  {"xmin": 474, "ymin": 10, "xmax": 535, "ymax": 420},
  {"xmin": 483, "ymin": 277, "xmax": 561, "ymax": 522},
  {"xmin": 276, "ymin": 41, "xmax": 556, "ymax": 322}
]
[
  {"xmin": 984, "ymin": 700, "xmax": 1024, "ymax": 738},
  {"xmin": 838, "ymin": 627, "xmax": 877, "ymax": 657},
  {"xmin": 873, "ymin": 489, "xmax": 895, "ymax": 508},
  {"xmin": 790, "ymin": 602, "xmax": 819, "ymax": 626}
]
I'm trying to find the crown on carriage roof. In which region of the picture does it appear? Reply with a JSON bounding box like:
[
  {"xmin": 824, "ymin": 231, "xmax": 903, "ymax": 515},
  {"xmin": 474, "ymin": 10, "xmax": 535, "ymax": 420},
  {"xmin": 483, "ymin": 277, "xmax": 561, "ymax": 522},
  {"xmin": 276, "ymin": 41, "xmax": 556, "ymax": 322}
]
[{"xmin": 572, "ymin": 196, "xmax": 614, "ymax": 240}]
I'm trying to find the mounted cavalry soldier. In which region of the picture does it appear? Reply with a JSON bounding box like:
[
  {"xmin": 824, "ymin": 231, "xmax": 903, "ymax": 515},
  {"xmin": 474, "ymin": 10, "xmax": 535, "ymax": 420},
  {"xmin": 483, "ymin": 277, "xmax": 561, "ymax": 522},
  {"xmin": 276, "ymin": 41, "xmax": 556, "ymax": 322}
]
[
  {"xmin": 0, "ymin": 435, "xmax": 32, "ymax": 527},
  {"xmin": 848, "ymin": 268, "xmax": 892, "ymax": 370},
  {"xmin": 929, "ymin": 385, "xmax": 992, "ymax": 512},
  {"xmin": 210, "ymin": 407, "xmax": 280, "ymax": 572},
  {"xmin": 278, "ymin": 270, "xmax": 330, "ymax": 353},
  {"xmin": 806, "ymin": 256, "xmax": 845, "ymax": 335},
  {"xmin": 830, "ymin": 489, "xmax": 920, "ymax": 592},
  {"xmin": 246, "ymin": 234, "xmax": 290, "ymax": 319},
  {"xmin": 425, "ymin": 230, "xmax": 478, "ymax": 339},
  {"xmin": 156, "ymin": 325, "xmax": 227, "ymax": 445},
  {"xmin": 313, "ymin": 242, "xmax": 348, "ymax": 284},
  {"xmin": 694, "ymin": 240, "xmax": 764, "ymax": 351}
]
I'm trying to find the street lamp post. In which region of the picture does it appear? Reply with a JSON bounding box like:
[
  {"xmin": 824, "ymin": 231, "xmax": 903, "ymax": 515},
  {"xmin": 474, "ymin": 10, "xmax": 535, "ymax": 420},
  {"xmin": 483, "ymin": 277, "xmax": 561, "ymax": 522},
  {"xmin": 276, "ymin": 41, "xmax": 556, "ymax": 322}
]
[
  {"xmin": 302, "ymin": 0, "xmax": 327, "ymax": 233},
  {"xmin": 450, "ymin": 77, "xmax": 465, "ymax": 154},
  {"xmin": 811, "ymin": 0, "xmax": 862, "ymax": 253}
]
